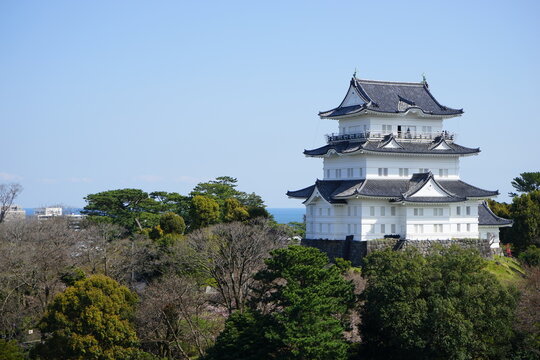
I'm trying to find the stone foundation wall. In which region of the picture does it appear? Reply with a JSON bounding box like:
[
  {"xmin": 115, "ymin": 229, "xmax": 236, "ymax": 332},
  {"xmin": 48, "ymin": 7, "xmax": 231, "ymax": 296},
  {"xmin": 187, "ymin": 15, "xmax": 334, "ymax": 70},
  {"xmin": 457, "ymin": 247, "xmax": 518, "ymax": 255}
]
[{"xmin": 301, "ymin": 238, "xmax": 494, "ymax": 267}]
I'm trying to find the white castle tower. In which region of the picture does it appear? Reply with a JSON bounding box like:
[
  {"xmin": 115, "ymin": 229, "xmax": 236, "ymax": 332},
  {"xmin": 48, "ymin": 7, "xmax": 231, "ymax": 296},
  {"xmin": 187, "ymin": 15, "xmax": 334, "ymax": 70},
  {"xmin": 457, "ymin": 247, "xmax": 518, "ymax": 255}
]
[{"xmin": 287, "ymin": 76, "xmax": 512, "ymax": 248}]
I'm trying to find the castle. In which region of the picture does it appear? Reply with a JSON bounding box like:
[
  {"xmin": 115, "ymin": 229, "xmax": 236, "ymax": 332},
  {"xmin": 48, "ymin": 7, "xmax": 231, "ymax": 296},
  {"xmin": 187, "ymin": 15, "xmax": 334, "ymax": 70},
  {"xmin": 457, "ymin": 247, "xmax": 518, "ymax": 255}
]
[{"xmin": 287, "ymin": 76, "xmax": 512, "ymax": 249}]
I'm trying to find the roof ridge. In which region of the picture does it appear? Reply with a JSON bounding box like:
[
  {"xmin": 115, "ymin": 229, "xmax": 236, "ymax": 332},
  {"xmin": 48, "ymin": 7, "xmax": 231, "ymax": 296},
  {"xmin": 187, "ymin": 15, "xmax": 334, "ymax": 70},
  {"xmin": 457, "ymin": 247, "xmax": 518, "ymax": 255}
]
[{"xmin": 355, "ymin": 77, "xmax": 424, "ymax": 86}]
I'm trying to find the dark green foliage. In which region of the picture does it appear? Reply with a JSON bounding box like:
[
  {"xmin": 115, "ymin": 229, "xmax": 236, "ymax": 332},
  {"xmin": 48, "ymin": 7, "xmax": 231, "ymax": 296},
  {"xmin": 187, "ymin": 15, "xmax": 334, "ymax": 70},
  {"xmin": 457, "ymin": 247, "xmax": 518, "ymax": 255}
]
[
  {"xmin": 508, "ymin": 191, "xmax": 540, "ymax": 251},
  {"xmin": 205, "ymin": 245, "xmax": 355, "ymax": 360},
  {"xmin": 159, "ymin": 212, "xmax": 186, "ymax": 235},
  {"xmin": 32, "ymin": 275, "xmax": 141, "ymax": 359},
  {"xmin": 190, "ymin": 195, "xmax": 220, "ymax": 230},
  {"xmin": 510, "ymin": 172, "xmax": 540, "ymax": 197},
  {"xmin": 519, "ymin": 245, "xmax": 540, "ymax": 267},
  {"xmin": 360, "ymin": 247, "xmax": 517, "ymax": 360},
  {"xmin": 150, "ymin": 191, "xmax": 191, "ymax": 220},
  {"xmin": 247, "ymin": 206, "xmax": 271, "ymax": 219},
  {"xmin": 59, "ymin": 266, "xmax": 86, "ymax": 286},
  {"xmin": 0, "ymin": 339, "xmax": 24, "ymax": 360},
  {"xmin": 82, "ymin": 189, "xmax": 161, "ymax": 233},
  {"xmin": 203, "ymin": 310, "xmax": 279, "ymax": 360}
]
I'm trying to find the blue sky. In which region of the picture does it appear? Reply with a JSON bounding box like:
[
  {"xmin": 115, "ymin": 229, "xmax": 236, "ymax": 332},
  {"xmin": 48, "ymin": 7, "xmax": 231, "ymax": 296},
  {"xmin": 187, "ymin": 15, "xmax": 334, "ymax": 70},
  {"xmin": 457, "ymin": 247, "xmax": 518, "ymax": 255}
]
[{"xmin": 1, "ymin": 0, "xmax": 539, "ymax": 208}]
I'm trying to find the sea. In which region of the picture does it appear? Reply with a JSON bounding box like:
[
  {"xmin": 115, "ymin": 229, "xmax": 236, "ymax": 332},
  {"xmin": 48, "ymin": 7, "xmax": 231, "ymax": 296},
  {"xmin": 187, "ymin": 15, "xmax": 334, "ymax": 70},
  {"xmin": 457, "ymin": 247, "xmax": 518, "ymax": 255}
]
[
  {"xmin": 267, "ymin": 208, "xmax": 304, "ymax": 224},
  {"xmin": 24, "ymin": 207, "xmax": 304, "ymax": 225}
]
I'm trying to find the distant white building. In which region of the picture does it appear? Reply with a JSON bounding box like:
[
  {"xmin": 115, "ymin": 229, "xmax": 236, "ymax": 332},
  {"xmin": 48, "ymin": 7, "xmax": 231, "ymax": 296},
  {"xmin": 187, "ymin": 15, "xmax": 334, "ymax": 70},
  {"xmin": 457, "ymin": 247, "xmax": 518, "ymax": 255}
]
[
  {"xmin": 288, "ymin": 76, "xmax": 512, "ymax": 248},
  {"xmin": 35, "ymin": 207, "xmax": 63, "ymax": 220},
  {"xmin": 3, "ymin": 205, "xmax": 26, "ymax": 221}
]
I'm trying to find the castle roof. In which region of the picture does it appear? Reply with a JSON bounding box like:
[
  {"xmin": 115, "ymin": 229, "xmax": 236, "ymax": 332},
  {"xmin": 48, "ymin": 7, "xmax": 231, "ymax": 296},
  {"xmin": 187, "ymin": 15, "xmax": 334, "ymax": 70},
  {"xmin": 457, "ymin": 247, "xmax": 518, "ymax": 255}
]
[
  {"xmin": 478, "ymin": 201, "xmax": 513, "ymax": 226},
  {"xmin": 287, "ymin": 173, "xmax": 498, "ymax": 204},
  {"xmin": 304, "ymin": 135, "xmax": 479, "ymax": 157},
  {"xmin": 319, "ymin": 78, "xmax": 463, "ymax": 118}
]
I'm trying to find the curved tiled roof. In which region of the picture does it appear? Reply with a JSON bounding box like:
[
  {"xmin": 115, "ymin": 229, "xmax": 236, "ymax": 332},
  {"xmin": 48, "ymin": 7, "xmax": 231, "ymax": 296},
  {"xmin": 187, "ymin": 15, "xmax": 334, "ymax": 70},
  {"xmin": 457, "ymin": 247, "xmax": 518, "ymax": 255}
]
[
  {"xmin": 287, "ymin": 174, "xmax": 498, "ymax": 204},
  {"xmin": 319, "ymin": 78, "xmax": 463, "ymax": 118},
  {"xmin": 304, "ymin": 137, "xmax": 479, "ymax": 157},
  {"xmin": 478, "ymin": 201, "xmax": 513, "ymax": 226}
]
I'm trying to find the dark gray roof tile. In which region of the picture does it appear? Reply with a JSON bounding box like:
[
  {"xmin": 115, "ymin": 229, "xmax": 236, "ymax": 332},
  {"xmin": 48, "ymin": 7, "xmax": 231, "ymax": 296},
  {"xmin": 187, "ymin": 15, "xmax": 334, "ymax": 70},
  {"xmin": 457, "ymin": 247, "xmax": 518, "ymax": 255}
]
[
  {"xmin": 478, "ymin": 201, "xmax": 513, "ymax": 226},
  {"xmin": 304, "ymin": 137, "xmax": 479, "ymax": 156},
  {"xmin": 287, "ymin": 176, "xmax": 497, "ymax": 204},
  {"xmin": 320, "ymin": 78, "xmax": 463, "ymax": 118}
]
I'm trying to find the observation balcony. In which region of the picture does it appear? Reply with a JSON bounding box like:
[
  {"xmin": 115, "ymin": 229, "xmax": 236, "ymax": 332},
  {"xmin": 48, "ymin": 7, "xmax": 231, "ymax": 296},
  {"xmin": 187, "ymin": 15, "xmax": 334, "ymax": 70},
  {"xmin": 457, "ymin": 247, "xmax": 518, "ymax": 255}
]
[{"xmin": 325, "ymin": 130, "xmax": 457, "ymax": 144}]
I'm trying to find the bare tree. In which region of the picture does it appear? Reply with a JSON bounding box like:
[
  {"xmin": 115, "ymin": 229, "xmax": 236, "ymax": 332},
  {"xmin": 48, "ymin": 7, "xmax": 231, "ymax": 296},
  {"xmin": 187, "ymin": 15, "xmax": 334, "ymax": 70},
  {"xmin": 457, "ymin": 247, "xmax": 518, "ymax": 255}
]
[
  {"xmin": 0, "ymin": 218, "xmax": 78, "ymax": 339},
  {"xmin": 136, "ymin": 275, "xmax": 224, "ymax": 359},
  {"xmin": 0, "ymin": 183, "xmax": 23, "ymax": 223},
  {"xmin": 189, "ymin": 219, "xmax": 289, "ymax": 314}
]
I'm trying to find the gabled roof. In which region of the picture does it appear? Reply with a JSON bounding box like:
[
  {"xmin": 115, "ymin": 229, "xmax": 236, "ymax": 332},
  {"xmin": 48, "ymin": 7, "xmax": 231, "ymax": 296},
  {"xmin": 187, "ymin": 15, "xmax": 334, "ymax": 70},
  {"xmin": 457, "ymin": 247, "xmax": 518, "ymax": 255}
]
[
  {"xmin": 287, "ymin": 175, "xmax": 498, "ymax": 204},
  {"xmin": 392, "ymin": 172, "xmax": 466, "ymax": 203},
  {"xmin": 304, "ymin": 136, "xmax": 479, "ymax": 157},
  {"xmin": 478, "ymin": 201, "xmax": 513, "ymax": 226},
  {"xmin": 319, "ymin": 77, "xmax": 463, "ymax": 118}
]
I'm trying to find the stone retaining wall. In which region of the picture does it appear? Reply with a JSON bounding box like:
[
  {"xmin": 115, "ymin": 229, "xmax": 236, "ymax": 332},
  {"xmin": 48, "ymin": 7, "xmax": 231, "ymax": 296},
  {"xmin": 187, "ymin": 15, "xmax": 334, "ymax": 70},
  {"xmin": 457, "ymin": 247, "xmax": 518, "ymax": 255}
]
[{"xmin": 301, "ymin": 238, "xmax": 494, "ymax": 267}]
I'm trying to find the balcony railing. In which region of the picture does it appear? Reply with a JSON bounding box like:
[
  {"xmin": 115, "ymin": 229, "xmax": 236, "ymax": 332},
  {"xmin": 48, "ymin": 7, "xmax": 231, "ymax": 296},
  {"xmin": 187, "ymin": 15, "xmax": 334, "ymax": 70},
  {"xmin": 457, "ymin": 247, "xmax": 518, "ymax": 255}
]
[{"xmin": 325, "ymin": 130, "xmax": 456, "ymax": 143}]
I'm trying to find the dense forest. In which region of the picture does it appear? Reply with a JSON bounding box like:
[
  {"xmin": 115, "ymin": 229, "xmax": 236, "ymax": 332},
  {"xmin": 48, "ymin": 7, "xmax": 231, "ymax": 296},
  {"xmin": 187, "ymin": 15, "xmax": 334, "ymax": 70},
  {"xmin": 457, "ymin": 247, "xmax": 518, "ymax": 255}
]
[{"xmin": 0, "ymin": 174, "xmax": 539, "ymax": 359}]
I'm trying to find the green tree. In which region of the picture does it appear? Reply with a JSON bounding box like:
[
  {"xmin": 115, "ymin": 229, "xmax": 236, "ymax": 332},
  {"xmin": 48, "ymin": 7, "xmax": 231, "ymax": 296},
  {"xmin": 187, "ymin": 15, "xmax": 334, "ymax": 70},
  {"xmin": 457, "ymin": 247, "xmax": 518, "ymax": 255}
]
[
  {"xmin": 205, "ymin": 245, "xmax": 355, "ymax": 360},
  {"xmin": 0, "ymin": 339, "xmax": 24, "ymax": 360},
  {"xmin": 360, "ymin": 247, "xmax": 517, "ymax": 360},
  {"xmin": 32, "ymin": 275, "xmax": 143, "ymax": 359},
  {"xmin": 82, "ymin": 189, "xmax": 161, "ymax": 233},
  {"xmin": 223, "ymin": 198, "xmax": 249, "ymax": 222},
  {"xmin": 159, "ymin": 212, "xmax": 186, "ymax": 235},
  {"xmin": 190, "ymin": 195, "xmax": 220, "ymax": 230},
  {"xmin": 191, "ymin": 176, "xmax": 265, "ymax": 209},
  {"xmin": 518, "ymin": 245, "xmax": 540, "ymax": 267},
  {"xmin": 510, "ymin": 172, "xmax": 540, "ymax": 197},
  {"xmin": 508, "ymin": 190, "xmax": 540, "ymax": 251},
  {"xmin": 150, "ymin": 191, "xmax": 191, "ymax": 219}
]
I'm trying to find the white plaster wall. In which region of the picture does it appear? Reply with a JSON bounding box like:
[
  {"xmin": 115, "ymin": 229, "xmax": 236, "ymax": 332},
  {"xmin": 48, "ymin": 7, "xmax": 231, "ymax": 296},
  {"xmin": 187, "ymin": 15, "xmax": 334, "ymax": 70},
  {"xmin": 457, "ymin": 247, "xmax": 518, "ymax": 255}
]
[
  {"xmin": 305, "ymin": 199, "xmax": 485, "ymax": 242},
  {"xmin": 404, "ymin": 201, "xmax": 480, "ymax": 240},
  {"xmin": 336, "ymin": 114, "xmax": 444, "ymax": 136},
  {"xmin": 323, "ymin": 154, "xmax": 460, "ymax": 180},
  {"xmin": 479, "ymin": 226, "xmax": 501, "ymax": 248}
]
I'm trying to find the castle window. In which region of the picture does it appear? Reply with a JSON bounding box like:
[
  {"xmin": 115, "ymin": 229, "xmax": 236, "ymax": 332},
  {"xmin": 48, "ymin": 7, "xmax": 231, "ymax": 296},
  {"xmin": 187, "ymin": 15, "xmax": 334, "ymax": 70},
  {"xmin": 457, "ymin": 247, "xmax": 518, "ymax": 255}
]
[
  {"xmin": 347, "ymin": 206, "xmax": 351, "ymax": 216},
  {"xmin": 359, "ymin": 168, "xmax": 363, "ymax": 177},
  {"xmin": 391, "ymin": 206, "xmax": 396, "ymax": 216},
  {"xmin": 354, "ymin": 206, "xmax": 358, "ymax": 216},
  {"xmin": 414, "ymin": 224, "xmax": 424, "ymax": 233},
  {"xmin": 319, "ymin": 208, "xmax": 322, "ymax": 216},
  {"xmin": 381, "ymin": 224, "xmax": 386, "ymax": 233},
  {"xmin": 439, "ymin": 169, "xmax": 449, "ymax": 178},
  {"xmin": 419, "ymin": 168, "xmax": 429, "ymax": 173},
  {"xmin": 327, "ymin": 208, "xmax": 331, "ymax": 216},
  {"xmin": 370, "ymin": 206, "xmax": 375, "ymax": 216},
  {"xmin": 336, "ymin": 169, "xmax": 342, "ymax": 179},
  {"xmin": 466, "ymin": 206, "xmax": 471, "ymax": 215},
  {"xmin": 466, "ymin": 224, "xmax": 471, "ymax": 232},
  {"xmin": 378, "ymin": 168, "xmax": 388, "ymax": 176},
  {"xmin": 433, "ymin": 208, "xmax": 443, "ymax": 216},
  {"xmin": 457, "ymin": 224, "xmax": 461, "ymax": 232},
  {"xmin": 319, "ymin": 223, "xmax": 322, "ymax": 232},
  {"xmin": 382, "ymin": 124, "xmax": 392, "ymax": 134},
  {"xmin": 434, "ymin": 224, "xmax": 443, "ymax": 233},
  {"xmin": 414, "ymin": 208, "xmax": 424, "ymax": 216},
  {"xmin": 380, "ymin": 206, "xmax": 386, "ymax": 216},
  {"xmin": 399, "ymin": 168, "xmax": 409, "ymax": 177},
  {"xmin": 347, "ymin": 168, "xmax": 354, "ymax": 177},
  {"xmin": 347, "ymin": 224, "xmax": 351, "ymax": 234},
  {"xmin": 326, "ymin": 169, "xmax": 330, "ymax": 178},
  {"xmin": 391, "ymin": 224, "xmax": 396, "ymax": 233},
  {"xmin": 456, "ymin": 206, "xmax": 461, "ymax": 216}
]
